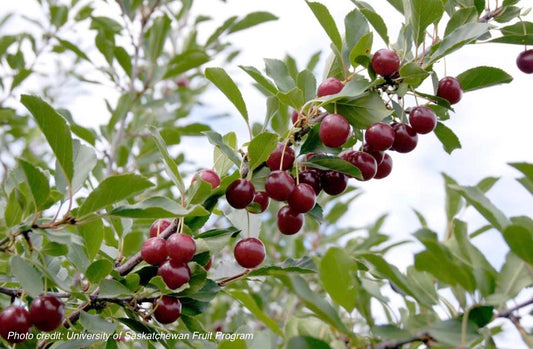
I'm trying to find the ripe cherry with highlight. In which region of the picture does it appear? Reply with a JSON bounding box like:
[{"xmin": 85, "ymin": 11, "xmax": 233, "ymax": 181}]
[{"xmin": 234, "ymin": 238, "xmax": 265, "ymax": 269}]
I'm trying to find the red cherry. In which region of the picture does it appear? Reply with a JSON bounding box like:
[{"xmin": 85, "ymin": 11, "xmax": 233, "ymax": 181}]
[
  {"xmin": 166, "ymin": 233, "xmax": 196, "ymax": 264},
  {"xmin": 234, "ymin": 238, "xmax": 265, "ymax": 269},
  {"xmin": 347, "ymin": 151, "xmax": 377, "ymax": 181},
  {"xmin": 437, "ymin": 77, "xmax": 463, "ymax": 105},
  {"xmin": 365, "ymin": 122, "xmax": 395, "ymax": 151},
  {"xmin": 277, "ymin": 205, "xmax": 305, "ymax": 235},
  {"xmin": 362, "ymin": 144, "xmax": 385, "ymax": 165},
  {"xmin": 30, "ymin": 295, "xmax": 65, "ymax": 332},
  {"xmin": 176, "ymin": 76, "xmax": 189, "ymax": 88},
  {"xmin": 150, "ymin": 219, "xmax": 171, "ymax": 238},
  {"xmin": 391, "ymin": 123, "xmax": 418, "ymax": 153},
  {"xmin": 319, "ymin": 114, "xmax": 351, "ymax": 148},
  {"xmin": 0, "ymin": 306, "xmax": 31, "ymax": 343},
  {"xmin": 153, "ymin": 296, "xmax": 181, "ymax": 324},
  {"xmin": 298, "ymin": 169, "xmax": 323, "ymax": 194},
  {"xmin": 409, "ymin": 106, "xmax": 437, "ymax": 134},
  {"xmin": 374, "ymin": 153, "xmax": 393, "ymax": 179},
  {"xmin": 193, "ymin": 169, "xmax": 220, "ymax": 188},
  {"xmin": 204, "ymin": 257, "xmax": 213, "ymax": 271},
  {"xmin": 265, "ymin": 170, "xmax": 296, "ymax": 201},
  {"xmin": 141, "ymin": 237, "xmax": 168, "ymax": 266},
  {"xmin": 321, "ymin": 171, "xmax": 348, "ymax": 195},
  {"xmin": 291, "ymin": 110, "xmax": 300, "ymax": 124},
  {"xmin": 317, "ymin": 77, "xmax": 344, "ymax": 97},
  {"xmin": 517, "ymin": 49, "xmax": 533, "ymax": 73},
  {"xmin": 288, "ymin": 183, "xmax": 316, "ymax": 213},
  {"xmin": 247, "ymin": 191, "xmax": 270, "ymax": 213},
  {"xmin": 226, "ymin": 179, "xmax": 255, "ymax": 209},
  {"xmin": 157, "ymin": 260, "xmax": 191, "ymax": 290},
  {"xmin": 371, "ymin": 49, "xmax": 400, "ymax": 77},
  {"xmin": 266, "ymin": 143, "xmax": 295, "ymax": 171}
]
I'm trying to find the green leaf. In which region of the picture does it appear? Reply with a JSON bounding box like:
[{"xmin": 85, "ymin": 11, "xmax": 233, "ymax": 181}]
[
  {"xmin": 205, "ymin": 67, "xmax": 248, "ymax": 124},
  {"xmin": 77, "ymin": 174, "xmax": 154, "ymax": 216},
  {"xmin": 164, "ymin": 50, "xmax": 210, "ymax": 78},
  {"xmin": 297, "ymin": 69, "xmax": 317, "ymax": 102},
  {"xmin": 305, "ymin": 1, "xmax": 343, "ymax": 52},
  {"xmin": 21, "ymin": 95, "xmax": 73, "ymax": 182},
  {"xmin": 110, "ymin": 197, "xmax": 208, "ymax": 218},
  {"xmin": 108, "ymin": 93, "xmax": 135, "ymax": 133},
  {"xmin": 434, "ymin": 122, "xmax": 461, "ymax": 154},
  {"xmin": 226, "ymin": 289, "xmax": 284, "ymax": 337},
  {"xmin": 68, "ymin": 140, "xmax": 97, "ymax": 194},
  {"xmin": 319, "ymin": 247, "xmax": 358, "ymax": 312},
  {"xmin": 502, "ymin": 224, "xmax": 533, "ymax": 264},
  {"xmin": 79, "ymin": 312, "xmax": 117, "ymax": 334},
  {"xmin": 303, "ymin": 155, "xmax": 362, "ymax": 179},
  {"xmin": 19, "ymin": 159, "xmax": 50, "ymax": 210},
  {"xmin": 404, "ymin": 0, "xmax": 444, "ymax": 46},
  {"xmin": 249, "ymin": 257, "xmax": 317, "ymax": 276},
  {"xmin": 204, "ymin": 130, "xmax": 241, "ymax": 167},
  {"xmin": 491, "ymin": 21, "xmax": 533, "ymax": 45},
  {"xmin": 114, "ymin": 46, "xmax": 132, "ymax": 76},
  {"xmin": 428, "ymin": 319, "xmax": 481, "ymax": 347},
  {"xmin": 10, "ymin": 256, "xmax": 43, "ymax": 297},
  {"xmin": 487, "ymin": 252, "xmax": 533, "ymax": 303},
  {"xmin": 332, "ymin": 92, "xmax": 392, "ymax": 129},
  {"xmin": 4, "ymin": 189, "xmax": 23, "ymax": 227},
  {"xmin": 264, "ymin": 58, "xmax": 296, "ymax": 93},
  {"xmin": 57, "ymin": 38, "xmax": 90, "ymax": 61},
  {"xmin": 344, "ymin": 9, "xmax": 369, "ymax": 63},
  {"xmin": 399, "ymin": 62, "xmax": 429, "ymax": 88},
  {"xmin": 150, "ymin": 128, "xmax": 186, "ymax": 195},
  {"xmin": 228, "ymin": 11, "xmax": 278, "ymax": 33},
  {"xmin": 147, "ymin": 14, "xmax": 170, "ymax": 62},
  {"xmin": 509, "ymin": 162, "xmax": 533, "ymax": 182},
  {"xmin": 99, "ymin": 279, "xmax": 133, "ymax": 297},
  {"xmin": 352, "ymin": 2, "xmax": 389, "ymax": 44},
  {"xmin": 374, "ymin": 325, "xmax": 412, "ymax": 341},
  {"xmin": 445, "ymin": 7, "xmax": 478, "ymax": 36},
  {"xmin": 286, "ymin": 336, "xmax": 331, "ymax": 349},
  {"xmin": 456, "ymin": 66, "xmax": 513, "ymax": 92},
  {"xmin": 77, "ymin": 218, "xmax": 104, "ymax": 260},
  {"xmin": 247, "ymin": 132, "xmax": 278, "ymax": 171},
  {"xmin": 206, "ymin": 16, "xmax": 238, "ymax": 47},
  {"xmin": 349, "ymin": 32, "xmax": 373, "ymax": 67},
  {"xmin": 240, "ymin": 65, "xmax": 278, "ymax": 95},
  {"xmin": 86, "ymin": 259, "xmax": 113, "ymax": 284},
  {"xmin": 443, "ymin": 173, "xmax": 464, "ymax": 222}
]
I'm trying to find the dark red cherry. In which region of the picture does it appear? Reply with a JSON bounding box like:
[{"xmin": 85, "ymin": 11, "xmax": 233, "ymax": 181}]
[
  {"xmin": 277, "ymin": 206, "xmax": 305, "ymax": 235},
  {"xmin": 365, "ymin": 122, "xmax": 395, "ymax": 151},
  {"xmin": 319, "ymin": 114, "xmax": 351, "ymax": 148},
  {"xmin": 517, "ymin": 49, "xmax": 533, "ymax": 73},
  {"xmin": 371, "ymin": 49, "xmax": 400, "ymax": 77},
  {"xmin": 166, "ymin": 233, "xmax": 196, "ymax": 264},
  {"xmin": 30, "ymin": 295, "xmax": 64, "ymax": 332},
  {"xmin": 226, "ymin": 179, "xmax": 255, "ymax": 209},
  {"xmin": 291, "ymin": 110, "xmax": 300, "ymax": 124},
  {"xmin": 347, "ymin": 151, "xmax": 377, "ymax": 181},
  {"xmin": 234, "ymin": 238, "xmax": 265, "ymax": 269},
  {"xmin": 374, "ymin": 153, "xmax": 393, "ymax": 179},
  {"xmin": 288, "ymin": 183, "xmax": 316, "ymax": 213},
  {"xmin": 0, "ymin": 306, "xmax": 31, "ymax": 343},
  {"xmin": 153, "ymin": 296, "xmax": 181, "ymax": 324},
  {"xmin": 141, "ymin": 237, "xmax": 168, "ymax": 266},
  {"xmin": 298, "ymin": 169, "xmax": 323, "ymax": 194},
  {"xmin": 317, "ymin": 77, "xmax": 344, "ymax": 97},
  {"xmin": 193, "ymin": 169, "xmax": 221, "ymax": 188},
  {"xmin": 265, "ymin": 170, "xmax": 296, "ymax": 201},
  {"xmin": 266, "ymin": 143, "xmax": 295, "ymax": 170},
  {"xmin": 437, "ymin": 77, "xmax": 463, "ymax": 105},
  {"xmin": 150, "ymin": 219, "xmax": 171, "ymax": 238},
  {"xmin": 409, "ymin": 106, "xmax": 437, "ymax": 134},
  {"xmin": 247, "ymin": 191, "xmax": 270, "ymax": 213},
  {"xmin": 157, "ymin": 260, "xmax": 191, "ymax": 290},
  {"xmin": 391, "ymin": 123, "xmax": 418, "ymax": 153},
  {"xmin": 176, "ymin": 76, "xmax": 189, "ymax": 88},
  {"xmin": 321, "ymin": 171, "xmax": 348, "ymax": 195},
  {"xmin": 362, "ymin": 144, "xmax": 385, "ymax": 164},
  {"xmin": 204, "ymin": 257, "xmax": 213, "ymax": 271}
]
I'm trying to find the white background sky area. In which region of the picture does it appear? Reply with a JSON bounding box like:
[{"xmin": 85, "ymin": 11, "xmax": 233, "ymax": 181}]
[{"xmin": 2, "ymin": 0, "xmax": 533, "ymax": 347}]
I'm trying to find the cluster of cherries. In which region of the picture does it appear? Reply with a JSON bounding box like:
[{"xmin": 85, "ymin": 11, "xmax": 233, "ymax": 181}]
[{"xmin": 0, "ymin": 295, "xmax": 65, "ymax": 344}]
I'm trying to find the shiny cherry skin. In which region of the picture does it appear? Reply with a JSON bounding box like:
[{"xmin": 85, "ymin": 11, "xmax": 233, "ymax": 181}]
[
  {"xmin": 266, "ymin": 143, "xmax": 295, "ymax": 170},
  {"xmin": 321, "ymin": 171, "xmax": 348, "ymax": 195},
  {"xmin": 166, "ymin": 233, "xmax": 196, "ymax": 264},
  {"xmin": 265, "ymin": 170, "xmax": 296, "ymax": 201},
  {"xmin": 193, "ymin": 169, "xmax": 220, "ymax": 188},
  {"xmin": 437, "ymin": 77, "xmax": 463, "ymax": 105},
  {"xmin": 409, "ymin": 106, "xmax": 437, "ymax": 134},
  {"xmin": 226, "ymin": 179, "xmax": 255, "ymax": 209},
  {"xmin": 141, "ymin": 237, "xmax": 168, "ymax": 266},
  {"xmin": 374, "ymin": 153, "xmax": 393, "ymax": 179},
  {"xmin": 234, "ymin": 238, "xmax": 265, "ymax": 269},
  {"xmin": 298, "ymin": 169, "xmax": 323, "ymax": 194},
  {"xmin": 288, "ymin": 183, "xmax": 316, "ymax": 213},
  {"xmin": 157, "ymin": 260, "xmax": 191, "ymax": 290},
  {"xmin": 371, "ymin": 49, "xmax": 400, "ymax": 77},
  {"xmin": 0, "ymin": 306, "xmax": 31, "ymax": 343},
  {"xmin": 319, "ymin": 114, "xmax": 351, "ymax": 148},
  {"xmin": 153, "ymin": 296, "xmax": 182, "ymax": 324},
  {"xmin": 247, "ymin": 191, "xmax": 270, "ymax": 214},
  {"xmin": 365, "ymin": 122, "xmax": 395, "ymax": 151},
  {"xmin": 347, "ymin": 151, "xmax": 377, "ymax": 181},
  {"xmin": 277, "ymin": 205, "xmax": 305, "ymax": 235},
  {"xmin": 150, "ymin": 219, "xmax": 171, "ymax": 238},
  {"xmin": 30, "ymin": 295, "xmax": 65, "ymax": 332},
  {"xmin": 517, "ymin": 49, "xmax": 533, "ymax": 73},
  {"xmin": 362, "ymin": 144, "xmax": 385, "ymax": 165},
  {"xmin": 391, "ymin": 123, "xmax": 418, "ymax": 153},
  {"xmin": 317, "ymin": 77, "xmax": 344, "ymax": 97}
]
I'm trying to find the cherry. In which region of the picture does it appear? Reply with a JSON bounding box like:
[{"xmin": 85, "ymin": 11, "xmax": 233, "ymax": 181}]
[
  {"xmin": 153, "ymin": 296, "xmax": 181, "ymax": 324},
  {"xmin": 347, "ymin": 151, "xmax": 377, "ymax": 181},
  {"xmin": 321, "ymin": 171, "xmax": 348, "ymax": 195},
  {"xmin": 437, "ymin": 76, "xmax": 463, "ymax": 105},
  {"xmin": 319, "ymin": 114, "xmax": 351, "ymax": 148},
  {"xmin": 176, "ymin": 76, "xmax": 189, "ymax": 88},
  {"xmin": 204, "ymin": 257, "xmax": 213, "ymax": 271},
  {"xmin": 298, "ymin": 169, "xmax": 323, "ymax": 194},
  {"xmin": 374, "ymin": 153, "xmax": 393, "ymax": 179},
  {"xmin": 234, "ymin": 238, "xmax": 265, "ymax": 269},
  {"xmin": 365, "ymin": 122, "xmax": 395, "ymax": 151},
  {"xmin": 265, "ymin": 170, "xmax": 296, "ymax": 201},
  {"xmin": 277, "ymin": 205, "xmax": 305, "ymax": 235},
  {"xmin": 0, "ymin": 306, "xmax": 31, "ymax": 343},
  {"xmin": 391, "ymin": 123, "xmax": 418, "ymax": 153},
  {"xmin": 150, "ymin": 219, "xmax": 171, "ymax": 238},
  {"xmin": 517, "ymin": 49, "xmax": 533, "ymax": 73},
  {"xmin": 371, "ymin": 49, "xmax": 400, "ymax": 77},
  {"xmin": 266, "ymin": 143, "xmax": 295, "ymax": 170},
  {"xmin": 409, "ymin": 106, "xmax": 437, "ymax": 134},
  {"xmin": 141, "ymin": 237, "xmax": 168, "ymax": 266},
  {"xmin": 362, "ymin": 144, "xmax": 385, "ymax": 164},
  {"xmin": 225, "ymin": 179, "xmax": 255, "ymax": 209},
  {"xmin": 247, "ymin": 191, "xmax": 270, "ymax": 213},
  {"xmin": 291, "ymin": 110, "xmax": 300, "ymax": 124},
  {"xmin": 192, "ymin": 169, "xmax": 220, "ymax": 188},
  {"xmin": 30, "ymin": 295, "xmax": 65, "ymax": 332},
  {"xmin": 288, "ymin": 183, "xmax": 316, "ymax": 213},
  {"xmin": 157, "ymin": 260, "xmax": 191, "ymax": 290},
  {"xmin": 166, "ymin": 233, "xmax": 196, "ymax": 264},
  {"xmin": 317, "ymin": 77, "xmax": 344, "ymax": 97}
]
